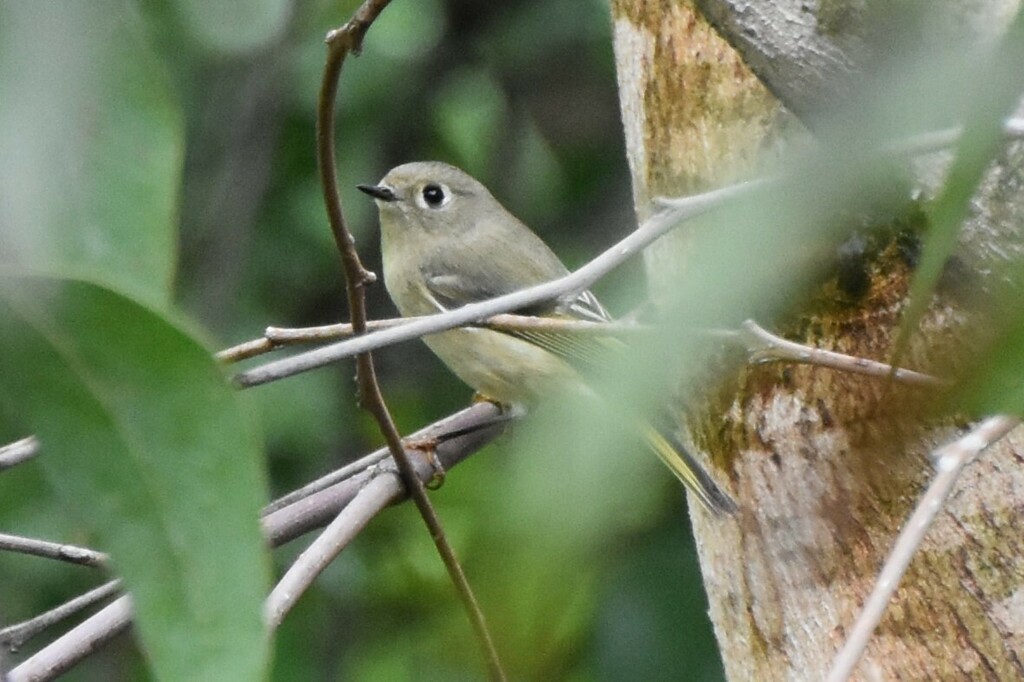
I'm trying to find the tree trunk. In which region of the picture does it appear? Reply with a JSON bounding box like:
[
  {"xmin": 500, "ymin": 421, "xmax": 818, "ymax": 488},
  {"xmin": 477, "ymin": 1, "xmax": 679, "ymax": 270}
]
[{"xmin": 610, "ymin": 1, "xmax": 1024, "ymax": 679}]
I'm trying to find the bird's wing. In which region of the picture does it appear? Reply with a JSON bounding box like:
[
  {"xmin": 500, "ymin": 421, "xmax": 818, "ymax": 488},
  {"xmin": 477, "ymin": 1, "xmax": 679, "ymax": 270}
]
[
  {"xmin": 423, "ymin": 271, "xmax": 620, "ymax": 370},
  {"xmin": 563, "ymin": 289, "xmax": 612, "ymax": 323},
  {"xmin": 420, "ymin": 221, "xmax": 618, "ymax": 369},
  {"xmin": 420, "ymin": 220, "xmax": 568, "ymax": 313}
]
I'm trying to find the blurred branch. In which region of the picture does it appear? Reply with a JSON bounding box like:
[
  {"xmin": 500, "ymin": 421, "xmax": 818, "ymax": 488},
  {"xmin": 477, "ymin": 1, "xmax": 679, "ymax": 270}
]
[
  {"xmin": 314, "ymin": 2, "xmax": 504, "ymax": 678},
  {"xmin": 888, "ymin": 117, "xmax": 1024, "ymax": 156},
  {"xmin": 0, "ymin": 533, "xmax": 109, "ymax": 569},
  {"xmin": 265, "ymin": 404, "xmax": 511, "ymax": 625},
  {"xmin": 827, "ymin": 414, "xmax": 1021, "ymax": 682},
  {"xmin": 0, "ymin": 580, "xmax": 122, "ymax": 653},
  {"xmin": 231, "ymin": 310, "xmax": 944, "ymax": 389},
  {"xmin": 0, "ymin": 436, "xmax": 40, "ymax": 471},
  {"xmin": 262, "ymin": 403, "xmax": 507, "ymax": 547}
]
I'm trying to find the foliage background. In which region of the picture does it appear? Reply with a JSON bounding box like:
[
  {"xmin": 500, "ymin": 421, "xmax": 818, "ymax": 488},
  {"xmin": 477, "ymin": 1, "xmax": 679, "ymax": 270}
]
[{"xmin": 0, "ymin": 0, "xmax": 725, "ymax": 679}]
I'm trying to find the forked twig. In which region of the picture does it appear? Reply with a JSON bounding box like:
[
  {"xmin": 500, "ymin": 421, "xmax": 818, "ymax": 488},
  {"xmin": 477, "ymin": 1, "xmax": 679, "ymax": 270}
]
[{"xmin": 218, "ymin": 314, "xmax": 647, "ymax": 365}]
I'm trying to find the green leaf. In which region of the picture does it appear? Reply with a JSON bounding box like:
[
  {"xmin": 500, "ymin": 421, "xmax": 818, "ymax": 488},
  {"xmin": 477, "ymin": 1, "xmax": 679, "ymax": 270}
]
[
  {"xmin": 176, "ymin": 0, "xmax": 291, "ymax": 55},
  {"xmin": 891, "ymin": 7, "xmax": 1024, "ymax": 369},
  {"xmin": 433, "ymin": 69, "xmax": 507, "ymax": 173},
  {"xmin": 0, "ymin": 3, "xmax": 183, "ymax": 308},
  {"xmin": 960, "ymin": 318, "xmax": 1024, "ymax": 415},
  {"xmin": 0, "ymin": 276, "xmax": 270, "ymax": 681}
]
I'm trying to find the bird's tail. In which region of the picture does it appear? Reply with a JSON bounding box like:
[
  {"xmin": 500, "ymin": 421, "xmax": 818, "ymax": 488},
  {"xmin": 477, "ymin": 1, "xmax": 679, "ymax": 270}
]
[{"xmin": 639, "ymin": 422, "xmax": 738, "ymax": 516}]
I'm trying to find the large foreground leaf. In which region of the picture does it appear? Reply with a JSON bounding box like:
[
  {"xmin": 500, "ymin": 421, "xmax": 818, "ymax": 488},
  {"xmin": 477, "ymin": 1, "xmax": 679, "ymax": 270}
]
[
  {"xmin": 0, "ymin": 276, "xmax": 270, "ymax": 681},
  {"xmin": 0, "ymin": 3, "xmax": 182, "ymax": 308}
]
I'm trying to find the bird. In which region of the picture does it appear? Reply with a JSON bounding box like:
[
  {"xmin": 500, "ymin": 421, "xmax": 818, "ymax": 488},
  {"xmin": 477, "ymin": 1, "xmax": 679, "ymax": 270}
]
[{"xmin": 358, "ymin": 161, "xmax": 736, "ymax": 515}]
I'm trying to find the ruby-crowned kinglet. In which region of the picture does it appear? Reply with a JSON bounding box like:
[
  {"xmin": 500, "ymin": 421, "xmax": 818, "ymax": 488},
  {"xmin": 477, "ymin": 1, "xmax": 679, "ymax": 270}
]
[{"xmin": 358, "ymin": 161, "xmax": 736, "ymax": 515}]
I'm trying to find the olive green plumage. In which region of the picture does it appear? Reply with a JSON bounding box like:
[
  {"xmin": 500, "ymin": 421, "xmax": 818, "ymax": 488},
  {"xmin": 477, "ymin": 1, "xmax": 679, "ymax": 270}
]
[{"xmin": 359, "ymin": 161, "xmax": 736, "ymax": 515}]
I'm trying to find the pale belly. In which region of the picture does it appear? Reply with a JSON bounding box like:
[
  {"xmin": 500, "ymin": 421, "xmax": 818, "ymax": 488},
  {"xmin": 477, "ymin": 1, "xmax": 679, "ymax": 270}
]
[{"xmin": 422, "ymin": 326, "xmax": 582, "ymax": 405}]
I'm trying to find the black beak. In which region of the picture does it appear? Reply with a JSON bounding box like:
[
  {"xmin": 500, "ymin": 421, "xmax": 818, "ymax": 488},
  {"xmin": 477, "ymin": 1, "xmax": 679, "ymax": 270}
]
[{"xmin": 357, "ymin": 184, "xmax": 397, "ymax": 202}]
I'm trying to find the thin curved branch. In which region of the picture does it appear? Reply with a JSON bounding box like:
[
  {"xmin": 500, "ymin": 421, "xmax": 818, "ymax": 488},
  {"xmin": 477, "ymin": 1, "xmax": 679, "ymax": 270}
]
[
  {"xmin": 313, "ymin": 1, "xmax": 504, "ymax": 676},
  {"xmin": 217, "ymin": 317, "xmax": 420, "ymax": 364}
]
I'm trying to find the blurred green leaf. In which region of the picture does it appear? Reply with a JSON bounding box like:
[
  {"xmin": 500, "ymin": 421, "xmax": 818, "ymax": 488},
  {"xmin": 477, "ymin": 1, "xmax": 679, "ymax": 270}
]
[
  {"xmin": 960, "ymin": 318, "xmax": 1024, "ymax": 415},
  {"xmin": 0, "ymin": 3, "xmax": 183, "ymax": 308},
  {"xmin": 892, "ymin": 6, "xmax": 1024, "ymax": 368},
  {"xmin": 433, "ymin": 69, "xmax": 507, "ymax": 173},
  {"xmin": 594, "ymin": 518, "xmax": 725, "ymax": 681},
  {"xmin": 0, "ymin": 276, "xmax": 270, "ymax": 681},
  {"xmin": 363, "ymin": 0, "xmax": 444, "ymax": 60},
  {"xmin": 176, "ymin": 0, "xmax": 290, "ymax": 55}
]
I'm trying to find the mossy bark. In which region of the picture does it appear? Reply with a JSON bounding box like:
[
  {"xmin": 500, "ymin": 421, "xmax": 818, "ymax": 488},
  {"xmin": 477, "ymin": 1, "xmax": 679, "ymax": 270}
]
[{"xmin": 610, "ymin": 1, "xmax": 1024, "ymax": 679}]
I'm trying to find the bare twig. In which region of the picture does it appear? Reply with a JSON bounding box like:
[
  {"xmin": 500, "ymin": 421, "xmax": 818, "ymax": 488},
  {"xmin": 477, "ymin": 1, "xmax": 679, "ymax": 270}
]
[
  {"xmin": 826, "ymin": 414, "xmax": 1021, "ymax": 682},
  {"xmin": 0, "ymin": 436, "xmax": 40, "ymax": 471},
  {"xmin": 264, "ymin": 403, "xmax": 512, "ymax": 624},
  {"xmin": 0, "ymin": 533, "xmax": 108, "ymax": 568},
  {"xmin": 7, "ymin": 595, "xmax": 134, "ymax": 682},
  {"xmin": 315, "ymin": 3, "xmax": 504, "ymax": 677},
  {"xmin": 0, "ymin": 580, "xmax": 122, "ymax": 652},
  {"xmin": 265, "ymin": 474, "xmax": 399, "ymax": 628},
  {"xmin": 214, "ymin": 337, "xmax": 276, "ymax": 363},
  {"xmin": 220, "ymin": 314, "xmax": 648, "ymax": 366},
  {"xmin": 234, "ymin": 179, "xmax": 765, "ymax": 388},
  {"xmin": 732, "ymin": 320, "xmax": 946, "ymax": 388},
  {"xmin": 227, "ymin": 314, "xmax": 641, "ymax": 369},
  {"xmin": 217, "ymin": 317, "xmax": 419, "ymax": 364}
]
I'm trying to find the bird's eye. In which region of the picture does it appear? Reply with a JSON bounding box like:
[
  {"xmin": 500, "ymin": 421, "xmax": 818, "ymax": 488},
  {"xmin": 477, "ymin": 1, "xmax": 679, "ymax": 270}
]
[{"xmin": 422, "ymin": 184, "xmax": 446, "ymax": 208}]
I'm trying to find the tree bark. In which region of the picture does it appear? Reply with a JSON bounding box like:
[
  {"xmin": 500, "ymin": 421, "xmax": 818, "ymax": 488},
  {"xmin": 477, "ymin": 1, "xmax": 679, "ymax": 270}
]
[{"xmin": 611, "ymin": 1, "xmax": 1024, "ymax": 679}]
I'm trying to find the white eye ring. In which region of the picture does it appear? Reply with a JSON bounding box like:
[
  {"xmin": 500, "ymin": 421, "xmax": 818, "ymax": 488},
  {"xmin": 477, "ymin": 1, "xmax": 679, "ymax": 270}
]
[{"xmin": 416, "ymin": 182, "xmax": 452, "ymax": 209}]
